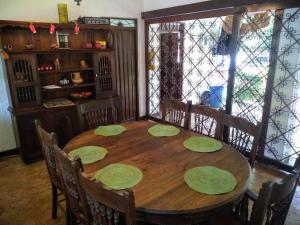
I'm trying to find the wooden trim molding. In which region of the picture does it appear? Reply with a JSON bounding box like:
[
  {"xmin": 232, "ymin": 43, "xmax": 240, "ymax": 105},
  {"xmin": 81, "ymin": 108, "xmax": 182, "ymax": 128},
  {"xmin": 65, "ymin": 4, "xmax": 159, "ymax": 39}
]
[
  {"xmin": 0, "ymin": 148, "xmax": 18, "ymax": 159},
  {"xmin": 141, "ymin": 0, "xmax": 300, "ymax": 20},
  {"xmin": 144, "ymin": 8, "xmax": 235, "ymax": 24}
]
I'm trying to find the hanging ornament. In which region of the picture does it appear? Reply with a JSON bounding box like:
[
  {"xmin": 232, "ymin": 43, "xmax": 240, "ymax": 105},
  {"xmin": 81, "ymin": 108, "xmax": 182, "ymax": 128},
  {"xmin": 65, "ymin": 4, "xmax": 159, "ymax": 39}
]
[
  {"xmin": 29, "ymin": 23, "xmax": 37, "ymax": 34},
  {"xmin": 74, "ymin": 22, "xmax": 79, "ymax": 34},
  {"xmin": 74, "ymin": 0, "xmax": 82, "ymax": 6},
  {"xmin": 148, "ymin": 48, "xmax": 157, "ymax": 71},
  {"xmin": 49, "ymin": 24, "xmax": 56, "ymax": 34}
]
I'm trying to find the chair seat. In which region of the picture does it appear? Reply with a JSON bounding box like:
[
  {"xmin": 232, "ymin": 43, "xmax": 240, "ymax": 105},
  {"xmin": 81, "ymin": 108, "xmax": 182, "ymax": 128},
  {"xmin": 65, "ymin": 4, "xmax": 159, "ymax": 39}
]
[{"xmin": 249, "ymin": 163, "xmax": 287, "ymax": 193}]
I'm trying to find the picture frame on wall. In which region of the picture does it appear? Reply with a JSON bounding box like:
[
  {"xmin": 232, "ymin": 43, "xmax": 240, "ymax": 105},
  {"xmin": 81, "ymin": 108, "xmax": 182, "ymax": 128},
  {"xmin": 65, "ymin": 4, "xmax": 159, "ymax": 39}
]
[{"xmin": 56, "ymin": 31, "xmax": 69, "ymax": 48}]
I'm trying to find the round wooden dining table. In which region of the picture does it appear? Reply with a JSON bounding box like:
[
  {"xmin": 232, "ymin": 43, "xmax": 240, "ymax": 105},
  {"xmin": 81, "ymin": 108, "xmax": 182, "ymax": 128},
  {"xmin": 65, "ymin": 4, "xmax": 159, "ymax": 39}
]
[{"xmin": 64, "ymin": 120, "xmax": 251, "ymax": 225}]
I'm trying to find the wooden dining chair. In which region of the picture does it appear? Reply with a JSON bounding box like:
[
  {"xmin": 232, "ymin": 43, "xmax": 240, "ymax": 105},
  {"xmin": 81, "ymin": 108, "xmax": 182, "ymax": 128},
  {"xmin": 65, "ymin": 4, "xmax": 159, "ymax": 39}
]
[
  {"xmin": 78, "ymin": 171, "xmax": 137, "ymax": 225},
  {"xmin": 54, "ymin": 144, "xmax": 89, "ymax": 225},
  {"xmin": 222, "ymin": 114, "xmax": 261, "ymax": 167},
  {"xmin": 35, "ymin": 120, "xmax": 64, "ymax": 219},
  {"xmin": 293, "ymin": 155, "xmax": 300, "ymax": 182},
  {"xmin": 77, "ymin": 97, "xmax": 121, "ymax": 131},
  {"xmin": 161, "ymin": 96, "xmax": 191, "ymax": 129},
  {"xmin": 242, "ymin": 155, "xmax": 300, "ymax": 225},
  {"xmin": 236, "ymin": 155, "xmax": 300, "ymax": 225},
  {"xmin": 211, "ymin": 171, "xmax": 298, "ymax": 225},
  {"xmin": 189, "ymin": 104, "xmax": 224, "ymax": 140}
]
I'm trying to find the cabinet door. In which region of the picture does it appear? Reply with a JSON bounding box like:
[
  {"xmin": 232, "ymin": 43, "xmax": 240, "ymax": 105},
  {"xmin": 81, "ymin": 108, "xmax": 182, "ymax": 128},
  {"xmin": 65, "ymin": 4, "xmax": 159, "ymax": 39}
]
[
  {"xmin": 16, "ymin": 112, "xmax": 48, "ymax": 163},
  {"xmin": 7, "ymin": 54, "xmax": 40, "ymax": 108},
  {"xmin": 48, "ymin": 107, "xmax": 79, "ymax": 147},
  {"xmin": 94, "ymin": 51, "xmax": 117, "ymax": 97}
]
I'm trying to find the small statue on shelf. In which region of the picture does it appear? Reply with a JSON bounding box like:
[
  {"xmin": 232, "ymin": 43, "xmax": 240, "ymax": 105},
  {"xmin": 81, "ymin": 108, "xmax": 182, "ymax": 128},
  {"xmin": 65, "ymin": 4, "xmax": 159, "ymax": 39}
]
[
  {"xmin": 80, "ymin": 60, "xmax": 88, "ymax": 68},
  {"xmin": 2, "ymin": 43, "xmax": 13, "ymax": 52},
  {"xmin": 51, "ymin": 43, "xmax": 59, "ymax": 49},
  {"xmin": 25, "ymin": 42, "xmax": 34, "ymax": 50},
  {"xmin": 54, "ymin": 58, "xmax": 60, "ymax": 71},
  {"xmin": 71, "ymin": 72, "xmax": 83, "ymax": 84}
]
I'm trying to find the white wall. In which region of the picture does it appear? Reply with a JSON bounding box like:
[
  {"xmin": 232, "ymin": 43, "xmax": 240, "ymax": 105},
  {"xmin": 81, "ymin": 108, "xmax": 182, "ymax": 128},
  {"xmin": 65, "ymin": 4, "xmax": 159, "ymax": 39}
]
[
  {"xmin": 0, "ymin": 0, "xmax": 143, "ymax": 22},
  {"xmin": 0, "ymin": 58, "xmax": 16, "ymax": 152},
  {"xmin": 143, "ymin": 0, "xmax": 207, "ymax": 11}
]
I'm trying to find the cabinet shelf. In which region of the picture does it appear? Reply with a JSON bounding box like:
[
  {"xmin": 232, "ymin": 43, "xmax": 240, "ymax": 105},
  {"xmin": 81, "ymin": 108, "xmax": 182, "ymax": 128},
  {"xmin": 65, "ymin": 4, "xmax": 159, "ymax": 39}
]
[
  {"xmin": 38, "ymin": 67, "xmax": 94, "ymax": 74},
  {"xmin": 42, "ymin": 83, "xmax": 95, "ymax": 92}
]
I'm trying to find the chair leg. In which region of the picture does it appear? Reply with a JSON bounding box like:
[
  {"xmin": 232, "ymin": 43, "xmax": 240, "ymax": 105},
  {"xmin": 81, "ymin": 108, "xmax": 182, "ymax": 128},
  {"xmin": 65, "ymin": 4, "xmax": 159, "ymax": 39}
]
[
  {"xmin": 66, "ymin": 205, "xmax": 77, "ymax": 225},
  {"xmin": 51, "ymin": 184, "xmax": 58, "ymax": 219},
  {"xmin": 66, "ymin": 207, "xmax": 71, "ymax": 225}
]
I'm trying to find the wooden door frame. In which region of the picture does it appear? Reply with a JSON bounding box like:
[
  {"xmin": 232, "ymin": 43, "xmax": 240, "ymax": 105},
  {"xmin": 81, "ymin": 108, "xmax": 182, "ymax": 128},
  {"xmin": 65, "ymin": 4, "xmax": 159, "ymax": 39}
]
[{"xmin": 142, "ymin": 0, "xmax": 300, "ymax": 20}]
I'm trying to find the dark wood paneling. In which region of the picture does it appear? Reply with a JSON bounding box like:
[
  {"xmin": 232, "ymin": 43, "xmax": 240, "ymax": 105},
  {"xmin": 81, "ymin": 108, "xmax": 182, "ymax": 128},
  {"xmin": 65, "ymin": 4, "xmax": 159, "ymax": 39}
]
[{"xmin": 113, "ymin": 30, "xmax": 138, "ymax": 121}]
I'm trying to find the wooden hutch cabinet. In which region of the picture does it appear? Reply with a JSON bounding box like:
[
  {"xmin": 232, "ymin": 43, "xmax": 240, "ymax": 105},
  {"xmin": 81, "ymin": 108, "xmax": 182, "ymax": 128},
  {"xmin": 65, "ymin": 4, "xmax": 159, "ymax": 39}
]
[{"xmin": 0, "ymin": 19, "xmax": 138, "ymax": 163}]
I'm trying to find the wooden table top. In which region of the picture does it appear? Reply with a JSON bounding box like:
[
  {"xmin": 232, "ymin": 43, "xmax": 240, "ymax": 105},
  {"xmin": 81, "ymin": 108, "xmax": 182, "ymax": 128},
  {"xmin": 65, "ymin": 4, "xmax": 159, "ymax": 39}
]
[{"xmin": 64, "ymin": 120, "xmax": 250, "ymax": 217}]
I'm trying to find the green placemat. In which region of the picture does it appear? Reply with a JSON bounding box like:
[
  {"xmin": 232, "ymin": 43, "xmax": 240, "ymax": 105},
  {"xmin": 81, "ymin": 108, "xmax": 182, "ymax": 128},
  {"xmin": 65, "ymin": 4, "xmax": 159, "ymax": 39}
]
[
  {"xmin": 94, "ymin": 125, "xmax": 126, "ymax": 136},
  {"xmin": 148, "ymin": 124, "xmax": 180, "ymax": 137},
  {"xmin": 183, "ymin": 136, "xmax": 223, "ymax": 153},
  {"xmin": 184, "ymin": 166, "xmax": 237, "ymax": 195},
  {"xmin": 94, "ymin": 163, "xmax": 143, "ymax": 190},
  {"xmin": 68, "ymin": 146, "xmax": 108, "ymax": 165}
]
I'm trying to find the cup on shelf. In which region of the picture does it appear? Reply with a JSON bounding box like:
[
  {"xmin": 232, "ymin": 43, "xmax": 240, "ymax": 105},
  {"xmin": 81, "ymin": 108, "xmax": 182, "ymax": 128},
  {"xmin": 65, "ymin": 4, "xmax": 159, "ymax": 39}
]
[
  {"xmin": 85, "ymin": 42, "xmax": 93, "ymax": 49},
  {"xmin": 60, "ymin": 76, "xmax": 70, "ymax": 85}
]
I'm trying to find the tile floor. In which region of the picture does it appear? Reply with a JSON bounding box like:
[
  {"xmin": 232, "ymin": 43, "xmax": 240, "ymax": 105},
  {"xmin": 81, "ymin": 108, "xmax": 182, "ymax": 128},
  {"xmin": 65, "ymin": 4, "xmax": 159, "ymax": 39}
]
[{"xmin": 0, "ymin": 156, "xmax": 299, "ymax": 225}]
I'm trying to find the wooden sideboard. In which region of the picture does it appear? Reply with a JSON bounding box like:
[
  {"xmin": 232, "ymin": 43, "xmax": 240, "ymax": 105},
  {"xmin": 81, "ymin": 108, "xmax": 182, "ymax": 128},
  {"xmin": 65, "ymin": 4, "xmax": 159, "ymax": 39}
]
[{"xmin": 0, "ymin": 19, "xmax": 138, "ymax": 163}]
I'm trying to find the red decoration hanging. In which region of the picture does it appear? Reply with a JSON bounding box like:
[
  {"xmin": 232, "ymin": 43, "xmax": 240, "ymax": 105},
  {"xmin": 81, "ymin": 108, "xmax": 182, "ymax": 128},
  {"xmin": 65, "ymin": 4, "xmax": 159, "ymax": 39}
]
[
  {"xmin": 49, "ymin": 24, "xmax": 55, "ymax": 34},
  {"xmin": 74, "ymin": 22, "xmax": 79, "ymax": 34},
  {"xmin": 29, "ymin": 23, "xmax": 37, "ymax": 34}
]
